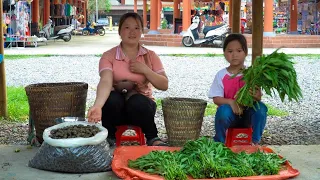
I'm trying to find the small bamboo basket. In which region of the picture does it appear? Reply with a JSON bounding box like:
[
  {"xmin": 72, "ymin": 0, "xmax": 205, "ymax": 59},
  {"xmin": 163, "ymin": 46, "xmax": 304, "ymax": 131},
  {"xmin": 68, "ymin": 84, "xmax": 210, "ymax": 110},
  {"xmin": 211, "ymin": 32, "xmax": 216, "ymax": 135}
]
[
  {"xmin": 161, "ymin": 97, "xmax": 207, "ymax": 147},
  {"xmin": 25, "ymin": 82, "xmax": 88, "ymax": 143}
]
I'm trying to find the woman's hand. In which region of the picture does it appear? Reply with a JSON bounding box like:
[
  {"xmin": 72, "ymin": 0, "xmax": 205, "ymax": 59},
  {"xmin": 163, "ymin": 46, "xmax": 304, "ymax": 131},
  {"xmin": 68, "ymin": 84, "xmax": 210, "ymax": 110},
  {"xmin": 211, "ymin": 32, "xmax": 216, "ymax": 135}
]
[
  {"xmin": 229, "ymin": 100, "xmax": 243, "ymax": 115},
  {"xmin": 249, "ymin": 86, "xmax": 262, "ymax": 101},
  {"xmin": 87, "ymin": 105, "xmax": 102, "ymax": 123},
  {"xmin": 129, "ymin": 59, "xmax": 150, "ymax": 74}
]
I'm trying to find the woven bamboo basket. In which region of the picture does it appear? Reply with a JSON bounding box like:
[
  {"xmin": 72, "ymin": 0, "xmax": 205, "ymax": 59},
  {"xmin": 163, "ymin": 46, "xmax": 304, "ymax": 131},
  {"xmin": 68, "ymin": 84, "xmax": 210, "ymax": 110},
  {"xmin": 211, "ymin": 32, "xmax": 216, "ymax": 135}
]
[
  {"xmin": 25, "ymin": 82, "xmax": 88, "ymax": 143},
  {"xmin": 161, "ymin": 97, "xmax": 207, "ymax": 147}
]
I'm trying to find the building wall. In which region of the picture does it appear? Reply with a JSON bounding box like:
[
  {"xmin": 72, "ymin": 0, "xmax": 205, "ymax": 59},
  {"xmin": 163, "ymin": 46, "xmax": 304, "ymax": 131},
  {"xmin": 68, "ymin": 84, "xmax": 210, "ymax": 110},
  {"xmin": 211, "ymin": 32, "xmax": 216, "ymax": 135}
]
[{"xmin": 110, "ymin": 0, "xmax": 144, "ymax": 5}]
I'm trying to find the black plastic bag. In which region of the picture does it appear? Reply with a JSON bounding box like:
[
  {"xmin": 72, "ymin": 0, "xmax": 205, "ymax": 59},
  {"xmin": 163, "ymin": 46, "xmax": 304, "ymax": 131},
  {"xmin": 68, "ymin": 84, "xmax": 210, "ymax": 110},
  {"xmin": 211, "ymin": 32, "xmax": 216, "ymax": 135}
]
[{"xmin": 28, "ymin": 122, "xmax": 113, "ymax": 173}]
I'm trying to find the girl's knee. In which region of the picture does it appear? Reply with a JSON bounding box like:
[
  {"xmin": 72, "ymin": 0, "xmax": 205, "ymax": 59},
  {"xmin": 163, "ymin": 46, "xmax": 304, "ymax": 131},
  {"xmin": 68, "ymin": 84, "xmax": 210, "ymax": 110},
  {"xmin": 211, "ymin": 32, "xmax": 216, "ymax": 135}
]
[
  {"xmin": 215, "ymin": 104, "xmax": 234, "ymax": 124},
  {"xmin": 216, "ymin": 104, "xmax": 233, "ymax": 118},
  {"xmin": 253, "ymin": 102, "xmax": 268, "ymax": 115},
  {"xmin": 258, "ymin": 102, "xmax": 268, "ymax": 112}
]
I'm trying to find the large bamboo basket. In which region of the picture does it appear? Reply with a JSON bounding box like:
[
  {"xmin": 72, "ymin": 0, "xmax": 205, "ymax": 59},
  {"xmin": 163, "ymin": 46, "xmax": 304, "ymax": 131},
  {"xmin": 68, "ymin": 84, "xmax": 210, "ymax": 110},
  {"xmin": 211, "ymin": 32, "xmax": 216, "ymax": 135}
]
[
  {"xmin": 25, "ymin": 82, "xmax": 88, "ymax": 143},
  {"xmin": 161, "ymin": 97, "xmax": 207, "ymax": 147}
]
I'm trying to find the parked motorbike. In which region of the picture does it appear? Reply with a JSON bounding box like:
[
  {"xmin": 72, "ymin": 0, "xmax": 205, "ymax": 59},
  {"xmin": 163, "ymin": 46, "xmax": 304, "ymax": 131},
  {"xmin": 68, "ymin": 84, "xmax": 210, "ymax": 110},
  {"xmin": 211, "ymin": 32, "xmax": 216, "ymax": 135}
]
[
  {"xmin": 182, "ymin": 15, "xmax": 229, "ymax": 47},
  {"xmin": 39, "ymin": 19, "xmax": 73, "ymax": 42},
  {"xmin": 82, "ymin": 21, "xmax": 105, "ymax": 36}
]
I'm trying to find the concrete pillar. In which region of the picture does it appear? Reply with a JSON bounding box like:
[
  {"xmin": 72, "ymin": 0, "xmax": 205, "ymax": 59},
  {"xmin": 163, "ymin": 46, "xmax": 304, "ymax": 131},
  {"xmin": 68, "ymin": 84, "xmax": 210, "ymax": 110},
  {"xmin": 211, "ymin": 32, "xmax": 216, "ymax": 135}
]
[
  {"xmin": 264, "ymin": 0, "xmax": 275, "ymax": 36},
  {"xmin": 182, "ymin": 0, "xmax": 190, "ymax": 32},
  {"xmin": 158, "ymin": 0, "xmax": 162, "ymax": 28},
  {"xmin": 134, "ymin": 0, "xmax": 137, "ymax": 13},
  {"xmin": 173, "ymin": 0, "xmax": 180, "ymax": 32},
  {"xmin": 148, "ymin": 0, "xmax": 159, "ymax": 34},
  {"xmin": 43, "ymin": 0, "xmax": 50, "ymax": 25},
  {"xmin": 84, "ymin": 1, "xmax": 87, "ymax": 24},
  {"xmin": 31, "ymin": 0, "xmax": 39, "ymax": 36},
  {"xmin": 61, "ymin": 0, "xmax": 66, "ymax": 4},
  {"xmin": 173, "ymin": 0, "xmax": 180, "ymax": 19},
  {"xmin": 54, "ymin": 0, "xmax": 59, "ymax": 4},
  {"xmin": 290, "ymin": 0, "xmax": 298, "ymax": 33},
  {"xmin": 121, "ymin": 0, "xmax": 125, "ymax": 5},
  {"xmin": 143, "ymin": 0, "xmax": 147, "ymax": 28},
  {"xmin": 32, "ymin": 0, "xmax": 39, "ymax": 23}
]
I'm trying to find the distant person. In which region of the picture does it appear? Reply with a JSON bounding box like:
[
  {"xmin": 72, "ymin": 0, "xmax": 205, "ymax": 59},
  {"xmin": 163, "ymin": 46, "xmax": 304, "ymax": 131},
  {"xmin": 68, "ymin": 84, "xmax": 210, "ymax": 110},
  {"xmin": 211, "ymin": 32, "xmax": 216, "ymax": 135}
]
[
  {"xmin": 87, "ymin": 13, "xmax": 169, "ymax": 147},
  {"xmin": 208, "ymin": 33, "xmax": 268, "ymax": 145}
]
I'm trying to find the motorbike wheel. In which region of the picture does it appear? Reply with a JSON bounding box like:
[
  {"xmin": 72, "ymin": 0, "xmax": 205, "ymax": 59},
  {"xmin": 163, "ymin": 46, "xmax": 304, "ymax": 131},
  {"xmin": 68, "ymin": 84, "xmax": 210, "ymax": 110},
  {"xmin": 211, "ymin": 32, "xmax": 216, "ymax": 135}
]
[
  {"xmin": 182, "ymin": 36, "xmax": 194, "ymax": 47},
  {"xmin": 98, "ymin": 29, "xmax": 105, "ymax": 36},
  {"xmin": 83, "ymin": 30, "xmax": 89, "ymax": 36},
  {"xmin": 63, "ymin": 34, "xmax": 72, "ymax": 42}
]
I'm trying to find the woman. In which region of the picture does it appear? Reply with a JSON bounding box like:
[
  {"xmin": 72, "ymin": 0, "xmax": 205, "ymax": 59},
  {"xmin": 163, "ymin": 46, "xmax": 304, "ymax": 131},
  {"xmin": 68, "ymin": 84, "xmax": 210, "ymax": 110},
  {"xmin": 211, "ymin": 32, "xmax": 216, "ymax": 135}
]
[{"xmin": 87, "ymin": 12, "xmax": 169, "ymax": 146}]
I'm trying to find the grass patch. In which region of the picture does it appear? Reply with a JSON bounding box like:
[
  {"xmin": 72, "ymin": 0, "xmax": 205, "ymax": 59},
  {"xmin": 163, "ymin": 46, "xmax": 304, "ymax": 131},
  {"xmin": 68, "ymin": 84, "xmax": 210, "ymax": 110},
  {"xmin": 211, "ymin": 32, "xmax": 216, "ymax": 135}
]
[
  {"xmin": 266, "ymin": 104, "xmax": 289, "ymax": 116},
  {"xmin": 287, "ymin": 54, "xmax": 320, "ymax": 59},
  {"xmin": 5, "ymin": 86, "xmax": 29, "ymax": 122},
  {"xmin": 155, "ymin": 99, "xmax": 287, "ymax": 117},
  {"xmin": 4, "ymin": 54, "xmax": 52, "ymax": 60},
  {"xmin": 0, "ymin": 89, "xmax": 288, "ymax": 123}
]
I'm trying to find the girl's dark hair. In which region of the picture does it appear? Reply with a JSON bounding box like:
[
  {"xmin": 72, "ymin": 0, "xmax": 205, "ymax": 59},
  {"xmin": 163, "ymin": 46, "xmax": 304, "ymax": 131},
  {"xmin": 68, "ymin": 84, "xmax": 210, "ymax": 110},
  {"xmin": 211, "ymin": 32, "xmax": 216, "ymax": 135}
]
[
  {"xmin": 223, "ymin": 33, "xmax": 248, "ymax": 55},
  {"xmin": 118, "ymin": 12, "xmax": 144, "ymax": 34}
]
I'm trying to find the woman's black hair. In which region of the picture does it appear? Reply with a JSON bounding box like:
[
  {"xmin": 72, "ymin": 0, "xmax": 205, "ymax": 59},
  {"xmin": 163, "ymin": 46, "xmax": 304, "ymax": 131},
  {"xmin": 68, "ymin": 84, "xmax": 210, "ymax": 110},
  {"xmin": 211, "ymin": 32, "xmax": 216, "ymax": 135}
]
[
  {"xmin": 118, "ymin": 12, "xmax": 144, "ymax": 35},
  {"xmin": 223, "ymin": 33, "xmax": 248, "ymax": 55}
]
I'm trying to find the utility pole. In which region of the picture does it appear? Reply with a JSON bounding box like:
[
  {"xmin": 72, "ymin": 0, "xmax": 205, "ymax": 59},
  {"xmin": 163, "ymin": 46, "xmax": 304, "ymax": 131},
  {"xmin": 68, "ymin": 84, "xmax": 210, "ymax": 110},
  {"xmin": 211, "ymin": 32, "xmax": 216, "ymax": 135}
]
[
  {"xmin": 96, "ymin": 0, "xmax": 98, "ymax": 22},
  {"xmin": 0, "ymin": 0, "xmax": 8, "ymax": 118}
]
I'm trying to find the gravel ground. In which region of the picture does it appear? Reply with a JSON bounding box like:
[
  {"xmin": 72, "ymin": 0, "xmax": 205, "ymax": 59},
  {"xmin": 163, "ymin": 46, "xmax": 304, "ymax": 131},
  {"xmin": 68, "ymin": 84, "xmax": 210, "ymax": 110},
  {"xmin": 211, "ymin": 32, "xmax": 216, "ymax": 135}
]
[{"xmin": 1, "ymin": 55, "xmax": 319, "ymax": 145}]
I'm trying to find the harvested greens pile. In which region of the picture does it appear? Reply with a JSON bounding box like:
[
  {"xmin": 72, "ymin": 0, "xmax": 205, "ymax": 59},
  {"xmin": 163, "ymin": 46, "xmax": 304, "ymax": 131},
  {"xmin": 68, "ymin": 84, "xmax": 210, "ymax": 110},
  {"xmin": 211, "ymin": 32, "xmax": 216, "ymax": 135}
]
[
  {"xmin": 128, "ymin": 137, "xmax": 286, "ymax": 180},
  {"xmin": 236, "ymin": 49, "xmax": 302, "ymax": 108}
]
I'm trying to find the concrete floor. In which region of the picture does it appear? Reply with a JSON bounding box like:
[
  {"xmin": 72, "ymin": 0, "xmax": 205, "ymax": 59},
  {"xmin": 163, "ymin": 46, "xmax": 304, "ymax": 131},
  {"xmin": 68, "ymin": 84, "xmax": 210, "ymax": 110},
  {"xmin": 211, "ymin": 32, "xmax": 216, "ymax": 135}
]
[{"xmin": 0, "ymin": 144, "xmax": 319, "ymax": 180}]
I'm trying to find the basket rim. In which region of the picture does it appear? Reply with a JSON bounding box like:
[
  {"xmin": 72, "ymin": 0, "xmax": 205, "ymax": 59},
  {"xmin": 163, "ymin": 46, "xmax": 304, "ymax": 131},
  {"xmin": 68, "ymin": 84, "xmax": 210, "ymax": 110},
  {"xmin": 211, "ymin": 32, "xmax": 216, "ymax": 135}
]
[
  {"xmin": 25, "ymin": 82, "xmax": 87, "ymax": 87},
  {"xmin": 25, "ymin": 82, "xmax": 88, "ymax": 89},
  {"xmin": 161, "ymin": 97, "xmax": 207, "ymax": 104}
]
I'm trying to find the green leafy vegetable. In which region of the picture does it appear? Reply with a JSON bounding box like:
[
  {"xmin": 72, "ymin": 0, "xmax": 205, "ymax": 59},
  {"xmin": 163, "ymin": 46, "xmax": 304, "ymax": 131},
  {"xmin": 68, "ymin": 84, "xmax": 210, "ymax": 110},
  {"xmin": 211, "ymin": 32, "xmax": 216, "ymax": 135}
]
[
  {"xmin": 235, "ymin": 49, "xmax": 303, "ymax": 108},
  {"xmin": 128, "ymin": 137, "xmax": 286, "ymax": 180}
]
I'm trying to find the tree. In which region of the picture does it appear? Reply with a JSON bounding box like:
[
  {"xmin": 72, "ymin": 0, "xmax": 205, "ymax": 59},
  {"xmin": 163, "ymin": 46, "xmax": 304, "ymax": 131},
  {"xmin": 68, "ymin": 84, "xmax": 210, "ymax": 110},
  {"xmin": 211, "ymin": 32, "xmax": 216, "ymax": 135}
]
[
  {"xmin": 88, "ymin": 0, "xmax": 112, "ymax": 18},
  {"xmin": 105, "ymin": 0, "xmax": 111, "ymax": 12}
]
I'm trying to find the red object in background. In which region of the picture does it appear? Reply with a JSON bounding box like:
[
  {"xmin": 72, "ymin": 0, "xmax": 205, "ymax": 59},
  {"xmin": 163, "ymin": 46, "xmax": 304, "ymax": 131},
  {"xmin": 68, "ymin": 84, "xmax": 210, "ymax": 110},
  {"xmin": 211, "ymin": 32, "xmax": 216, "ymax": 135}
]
[
  {"xmin": 241, "ymin": 18, "xmax": 247, "ymax": 34},
  {"xmin": 115, "ymin": 125, "xmax": 146, "ymax": 146},
  {"xmin": 178, "ymin": 25, "xmax": 183, "ymax": 34},
  {"xmin": 225, "ymin": 127, "xmax": 253, "ymax": 147}
]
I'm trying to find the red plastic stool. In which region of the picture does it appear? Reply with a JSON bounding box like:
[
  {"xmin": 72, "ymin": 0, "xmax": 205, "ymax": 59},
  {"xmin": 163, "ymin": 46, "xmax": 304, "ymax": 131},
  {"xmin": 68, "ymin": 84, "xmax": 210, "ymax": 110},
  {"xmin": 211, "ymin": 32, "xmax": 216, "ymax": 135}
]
[
  {"xmin": 115, "ymin": 125, "xmax": 146, "ymax": 146},
  {"xmin": 225, "ymin": 128, "xmax": 253, "ymax": 147}
]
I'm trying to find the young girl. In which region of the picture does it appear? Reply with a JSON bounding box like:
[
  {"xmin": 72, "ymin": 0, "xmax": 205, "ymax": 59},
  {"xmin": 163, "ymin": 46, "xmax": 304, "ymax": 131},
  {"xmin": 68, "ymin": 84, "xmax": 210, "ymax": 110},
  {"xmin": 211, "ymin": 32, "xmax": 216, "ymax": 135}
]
[{"xmin": 208, "ymin": 33, "xmax": 268, "ymax": 145}]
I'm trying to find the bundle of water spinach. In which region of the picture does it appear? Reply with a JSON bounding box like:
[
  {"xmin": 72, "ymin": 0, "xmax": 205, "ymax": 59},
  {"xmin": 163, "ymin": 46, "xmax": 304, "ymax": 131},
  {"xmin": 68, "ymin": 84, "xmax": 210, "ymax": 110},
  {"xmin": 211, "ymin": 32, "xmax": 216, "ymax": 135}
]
[
  {"xmin": 235, "ymin": 49, "xmax": 302, "ymax": 108},
  {"xmin": 128, "ymin": 137, "xmax": 286, "ymax": 180}
]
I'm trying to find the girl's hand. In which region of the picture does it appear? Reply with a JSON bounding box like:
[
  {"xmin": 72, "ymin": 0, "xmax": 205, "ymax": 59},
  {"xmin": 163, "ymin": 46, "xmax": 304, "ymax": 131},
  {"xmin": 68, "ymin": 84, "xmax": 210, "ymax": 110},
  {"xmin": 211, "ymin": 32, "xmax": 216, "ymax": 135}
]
[
  {"xmin": 229, "ymin": 100, "xmax": 243, "ymax": 115},
  {"xmin": 129, "ymin": 60, "xmax": 150, "ymax": 74},
  {"xmin": 87, "ymin": 105, "xmax": 102, "ymax": 123},
  {"xmin": 249, "ymin": 86, "xmax": 262, "ymax": 101}
]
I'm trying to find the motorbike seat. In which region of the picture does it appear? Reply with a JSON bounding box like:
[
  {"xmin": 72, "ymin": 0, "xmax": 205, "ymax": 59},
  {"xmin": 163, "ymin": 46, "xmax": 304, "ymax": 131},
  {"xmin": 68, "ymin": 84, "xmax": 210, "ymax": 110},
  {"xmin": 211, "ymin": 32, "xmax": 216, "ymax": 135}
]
[
  {"xmin": 54, "ymin": 25, "xmax": 70, "ymax": 35},
  {"xmin": 94, "ymin": 25, "xmax": 104, "ymax": 29},
  {"xmin": 203, "ymin": 24, "xmax": 224, "ymax": 36}
]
